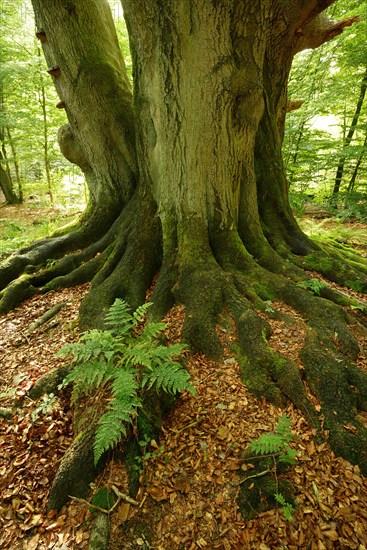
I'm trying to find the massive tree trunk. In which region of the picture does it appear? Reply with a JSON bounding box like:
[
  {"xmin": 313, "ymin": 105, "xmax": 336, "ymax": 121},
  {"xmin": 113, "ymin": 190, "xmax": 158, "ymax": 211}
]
[{"xmin": 1, "ymin": 0, "xmax": 367, "ymax": 512}]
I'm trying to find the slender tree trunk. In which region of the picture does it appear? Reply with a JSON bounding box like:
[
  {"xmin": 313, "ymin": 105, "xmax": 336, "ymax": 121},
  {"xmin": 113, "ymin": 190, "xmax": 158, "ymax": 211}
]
[
  {"xmin": 0, "ymin": 150, "xmax": 20, "ymax": 204},
  {"xmin": 347, "ymin": 131, "xmax": 367, "ymax": 193},
  {"xmin": 37, "ymin": 44, "xmax": 54, "ymax": 207},
  {"xmin": 31, "ymin": 0, "xmax": 138, "ymax": 227},
  {"xmin": 5, "ymin": 126, "xmax": 23, "ymax": 202},
  {"xmin": 332, "ymin": 66, "xmax": 367, "ymax": 198}
]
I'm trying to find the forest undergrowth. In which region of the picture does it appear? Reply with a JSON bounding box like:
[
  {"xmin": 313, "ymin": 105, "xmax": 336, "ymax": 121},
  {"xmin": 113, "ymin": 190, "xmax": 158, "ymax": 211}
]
[{"xmin": 0, "ymin": 209, "xmax": 367, "ymax": 549}]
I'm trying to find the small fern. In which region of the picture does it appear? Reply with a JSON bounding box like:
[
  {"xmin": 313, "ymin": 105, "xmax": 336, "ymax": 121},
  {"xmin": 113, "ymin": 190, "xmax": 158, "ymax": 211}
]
[
  {"xmin": 249, "ymin": 415, "xmax": 297, "ymax": 464},
  {"xmin": 59, "ymin": 299, "xmax": 195, "ymax": 465},
  {"xmin": 274, "ymin": 492, "xmax": 295, "ymax": 521},
  {"xmin": 298, "ymin": 278, "xmax": 329, "ymax": 295}
]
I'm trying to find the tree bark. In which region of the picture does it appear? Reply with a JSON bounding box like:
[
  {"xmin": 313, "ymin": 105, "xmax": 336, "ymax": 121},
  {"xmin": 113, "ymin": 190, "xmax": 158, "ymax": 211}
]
[
  {"xmin": 31, "ymin": 0, "xmax": 138, "ymax": 223},
  {"xmin": 0, "ymin": 150, "xmax": 20, "ymax": 204}
]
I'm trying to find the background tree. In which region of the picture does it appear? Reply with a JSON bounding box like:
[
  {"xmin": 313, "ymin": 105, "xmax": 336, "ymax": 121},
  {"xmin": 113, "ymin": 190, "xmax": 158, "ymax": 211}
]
[
  {"xmin": 0, "ymin": 0, "xmax": 84, "ymax": 206},
  {"xmin": 284, "ymin": 0, "xmax": 367, "ymax": 208},
  {"xmin": 1, "ymin": 0, "xmax": 367, "ymax": 510}
]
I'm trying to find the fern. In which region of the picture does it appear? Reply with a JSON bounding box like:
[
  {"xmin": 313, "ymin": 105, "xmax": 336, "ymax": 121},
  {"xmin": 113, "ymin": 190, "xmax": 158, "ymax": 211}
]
[
  {"xmin": 249, "ymin": 415, "xmax": 297, "ymax": 464},
  {"xmin": 274, "ymin": 492, "xmax": 295, "ymax": 521},
  {"xmin": 298, "ymin": 278, "xmax": 329, "ymax": 295},
  {"xmin": 142, "ymin": 362, "xmax": 195, "ymax": 394},
  {"xmin": 59, "ymin": 298, "xmax": 195, "ymax": 465}
]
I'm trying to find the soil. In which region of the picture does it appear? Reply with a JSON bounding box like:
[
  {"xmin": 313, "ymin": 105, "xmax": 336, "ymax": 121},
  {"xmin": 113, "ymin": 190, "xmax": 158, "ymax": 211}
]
[{"xmin": 1, "ymin": 216, "xmax": 367, "ymax": 549}]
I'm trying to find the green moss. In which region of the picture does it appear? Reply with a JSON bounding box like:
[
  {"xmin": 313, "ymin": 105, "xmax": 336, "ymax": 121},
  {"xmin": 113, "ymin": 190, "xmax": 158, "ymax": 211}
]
[
  {"xmin": 124, "ymin": 438, "xmax": 141, "ymax": 498},
  {"xmin": 326, "ymin": 420, "xmax": 367, "ymax": 476},
  {"xmin": 238, "ymin": 354, "xmax": 284, "ymax": 406},
  {"xmin": 346, "ymin": 280, "xmax": 365, "ymax": 292},
  {"xmin": 253, "ymin": 282, "xmax": 277, "ymax": 301},
  {"xmin": 90, "ymin": 487, "xmax": 116, "ymax": 512},
  {"xmin": 301, "ymin": 253, "xmax": 335, "ymax": 274},
  {"xmin": 0, "ymin": 276, "xmax": 37, "ymax": 313},
  {"xmin": 237, "ymin": 455, "xmax": 295, "ymax": 520}
]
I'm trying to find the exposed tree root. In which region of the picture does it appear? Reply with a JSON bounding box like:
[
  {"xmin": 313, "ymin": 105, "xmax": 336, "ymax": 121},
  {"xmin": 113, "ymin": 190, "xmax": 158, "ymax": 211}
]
[{"xmin": 1, "ymin": 204, "xmax": 367, "ymax": 508}]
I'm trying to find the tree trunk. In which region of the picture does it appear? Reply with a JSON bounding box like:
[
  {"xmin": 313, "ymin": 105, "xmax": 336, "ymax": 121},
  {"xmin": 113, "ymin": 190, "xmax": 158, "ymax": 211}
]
[
  {"xmin": 332, "ymin": 66, "xmax": 367, "ymax": 199},
  {"xmin": 347, "ymin": 131, "xmax": 367, "ymax": 193},
  {"xmin": 5, "ymin": 126, "xmax": 23, "ymax": 202},
  {"xmin": 37, "ymin": 44, "xmax": 54, "ymax": 207},
  {"xmin": 1, "ymin": 0, "xmax": 367, "ymax": 512},
  {"xmin": 0, "ymin": 149, "xmax": 20, "ymax": 204}
]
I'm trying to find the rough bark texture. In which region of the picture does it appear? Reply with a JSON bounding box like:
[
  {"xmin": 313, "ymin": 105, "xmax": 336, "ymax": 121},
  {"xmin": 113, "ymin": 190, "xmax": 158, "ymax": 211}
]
[{"xmin": 1, "ymin": 0, "xmax": 367, "ymax": 514}]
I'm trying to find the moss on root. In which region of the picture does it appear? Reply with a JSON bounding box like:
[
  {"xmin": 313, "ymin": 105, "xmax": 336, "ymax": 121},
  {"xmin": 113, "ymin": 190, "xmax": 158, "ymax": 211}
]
[
  {"xmin": 293, "ymin": 248, "xmax": 367, "ymax": 292},
  {"xmin": 237, "ymin": 455, "xmax": 295, "ymax": 521},
  {"xmin": 300, "ymin": 333, "xmax": 367, "ymax": 474},
  {"xmin": 0, "ymin": 276, "xmax": 37, "ymax": 313},
  {"xmin": 47, "ymin": 424, "xmax": 101, "ymax": 511}
]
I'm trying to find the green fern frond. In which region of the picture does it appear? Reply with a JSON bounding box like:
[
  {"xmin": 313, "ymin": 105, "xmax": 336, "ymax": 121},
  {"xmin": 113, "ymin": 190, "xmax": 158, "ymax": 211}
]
[
  {"xmin": 64, "ymin": 358, "xmax": 110, "ymax": 397},
  {"xmin": 149, "ymin": 343, "xmax": 186, "ymax": 362},
  {"xmin": 249, "ymin": 433, "xmax": 285, "ymax": 455},
  {"xmin": 104, "ymin": 299, "xmax": 134, "ymax": 335},
  {"xmin": 274, "ymin": 493, "xmax": 295, "ymax": 521},
  {"xmin": 279, "ymin": 448, "xmax": 298, "ymax": 464},
  {"xmin": 94, "ymin": 411, "xmax": 129, "ymax": 465},
  {"xmin": 248, "ymin": 416, "xmax": 297, "ymax": 463},
  {"xmin": 59, "ymin": 298, "xmax": 194, "ymax": 465},
  {"xmin": 132, "ymin": 302, "xmax": 153, "ymax": 327},
  {"xmin": 58, "ymin": 330, "xmax": 115, "ymax": 364},
  {"xmin": 110, "ymin": 367, "xmax": 140, "ymax": 402},
  {"xmin": 142, "ymin": 362, "xmax": 196, "ymax": 395},
  {"xmin": 276, "ymin": 415, "xmax": 292, "ymax": 441},
  {"xmin": 138, "ymin": 321, "xmax": 166, "ymax": 341},
  {"xmin": 122, "ymin": 346, "xmax": 154, "ymax": 369}
]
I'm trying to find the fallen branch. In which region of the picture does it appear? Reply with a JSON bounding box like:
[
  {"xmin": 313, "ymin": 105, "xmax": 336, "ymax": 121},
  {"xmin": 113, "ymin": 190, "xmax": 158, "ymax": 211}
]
[
  {"xmin": 27, "ymin": 303, "xmax": 66, "ymax": 333},
  {"xmin": 111, "ymin": 485, "xmax": 139, "ymax": 506},
  {"xmin": 239, "ymin": 468, "xmax": 271, "ymax": 485},
  {"xmin": 69, "ymin": 486, "xmax": 139, "ymax": 515}
]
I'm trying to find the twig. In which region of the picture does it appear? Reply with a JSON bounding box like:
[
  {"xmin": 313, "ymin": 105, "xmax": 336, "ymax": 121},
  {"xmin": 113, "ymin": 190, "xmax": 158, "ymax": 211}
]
[
  {"xmin": 176, "ymin": 420, "xmax": 199, "ymax": 433},
  {"xmin": 111, "ymin": 485, "xmax": 139, "ymax": 506},
  {"xmin": 238, "ymin": 468, "xmax": 271, "ymax": 485},
  {"xmin": 68, "ymin": 495, "xmax": 119, "ymax": 514},
  {"xmin": 69, "ymin": 485, "xmax": 139, "ymax": 515}
]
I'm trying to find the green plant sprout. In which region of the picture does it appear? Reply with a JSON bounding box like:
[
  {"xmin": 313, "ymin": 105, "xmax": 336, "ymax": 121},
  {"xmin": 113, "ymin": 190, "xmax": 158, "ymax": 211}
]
[
  {"xmin": 58, "ymin": 299, "xmax": 195, "ymax": 465},
  {"xmin": 297, "ymin": 278, "xmax": 329, "ymax": 296},
  {"xmin": 31, "ymin": 393, "xmax": 57, "ymax": 422},
  {"xmin": 247, "ymin": 415, "xmax": 297, "ymax": 521},
  {"xmin": 274, "ymin": 492, "xmax": 295, "ymax": 521}
]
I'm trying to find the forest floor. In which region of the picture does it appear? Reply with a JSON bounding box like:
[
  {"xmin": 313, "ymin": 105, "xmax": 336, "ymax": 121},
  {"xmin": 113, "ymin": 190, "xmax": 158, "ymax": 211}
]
[{"xmin": 1, "ymin": 211, "xmax": 367, "ymax": 549}]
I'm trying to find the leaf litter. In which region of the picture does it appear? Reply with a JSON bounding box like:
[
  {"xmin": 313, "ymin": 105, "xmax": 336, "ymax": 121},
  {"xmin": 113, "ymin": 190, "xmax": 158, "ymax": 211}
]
[{"xmin": 0, "ymin": 282, "xmax": 367, "ymax": 549}]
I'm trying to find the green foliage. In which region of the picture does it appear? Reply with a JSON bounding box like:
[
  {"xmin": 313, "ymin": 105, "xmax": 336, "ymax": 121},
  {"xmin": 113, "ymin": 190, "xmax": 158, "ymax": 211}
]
[
  {"xmin": 274, "ymin": 492, "xmax": 295, "ymax": 521},
  {"xmin": 0, "ymin": 209, "xmax": 81, "ymax": 260},
  {"xmin": 249, "ymin": 415, "xmax": 298, "ymax": 464},
  {"xmin": 135, "ymin": 437, "xmax": 165, "ymax": 470},
  {"xmin": 335, "ymin": 192, "xmax": 367, "ymax": 222},
  {"xmin": 284, "ymin": 1, "xmax": 367, "ymax": 200},
  {"xmin": 59, "ymin": 299, "xmax": 195, "ymax": 465},
  {"xmin": 264, "ymin": 300, "xmax": 275, "ymax": 314},
  {"xmin": 31, "ymin": 393, "xmax": 57, "ymax": 422},
  {"xmin": 297, "ymin": 278, "xmax": 329, "ymax": 295}
]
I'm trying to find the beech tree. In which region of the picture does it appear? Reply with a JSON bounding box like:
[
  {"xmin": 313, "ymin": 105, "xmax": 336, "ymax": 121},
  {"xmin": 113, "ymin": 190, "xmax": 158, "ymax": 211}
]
[{"xmin": 1, "ymin": 0, "xmax": 367, "ymax": 509}]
